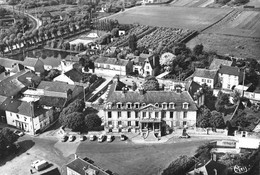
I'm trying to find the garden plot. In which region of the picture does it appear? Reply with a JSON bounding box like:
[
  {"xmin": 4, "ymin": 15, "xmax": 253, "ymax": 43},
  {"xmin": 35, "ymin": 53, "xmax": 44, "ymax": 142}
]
[
  {"xmin": 214, "ymin": 10, "xmax": 260, "ymax": 38},
  {"xmin": 108, "ymin": 6, "xmax": 232, "ymax": 31}
]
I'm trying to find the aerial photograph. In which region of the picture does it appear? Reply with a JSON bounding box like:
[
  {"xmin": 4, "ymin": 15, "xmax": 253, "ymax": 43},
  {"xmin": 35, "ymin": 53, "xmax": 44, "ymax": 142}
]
[{"xmin": 0, "ymin": 0, "xmax": 260, "ymax": 174}]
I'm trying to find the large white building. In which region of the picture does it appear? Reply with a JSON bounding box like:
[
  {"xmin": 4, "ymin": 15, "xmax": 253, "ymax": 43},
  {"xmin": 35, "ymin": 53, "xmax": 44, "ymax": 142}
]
[
  {"xmin": 193, "ymin": 68, "xmax": 218, "ymax": 88},
  {"xmin": 103, "ymin": 79, "xmax": 197, "ymax": 138}
]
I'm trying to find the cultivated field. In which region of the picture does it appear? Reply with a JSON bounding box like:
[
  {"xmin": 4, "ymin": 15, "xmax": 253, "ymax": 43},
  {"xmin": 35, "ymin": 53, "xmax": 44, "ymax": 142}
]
[
  {"xmin": 212, "ymin": 10, "xmax": 260, "ymax": 38},
  {"xmin": 108, "ymin": 6, "xmax": 232, "ymax": 31},
  {"xmin": 170, "ymin": 0, "xmax": 215, "ymax": 7},
  {"xmin": 244, "ymin": 0, "xmax": 260, "ymax": 7},
  {"xmin": 187, "ymin": 33, "xmax": 260, "ymax": 60}
]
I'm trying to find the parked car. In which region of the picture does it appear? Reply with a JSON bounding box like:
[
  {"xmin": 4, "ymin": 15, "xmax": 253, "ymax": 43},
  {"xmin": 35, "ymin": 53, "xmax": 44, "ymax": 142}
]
[
  {"xmin": 179, "ymin": 135, "xmax": 191, "ymax": 139},
  {"xmin": 80, "ymin": 135, "xmax": 86, "ymax": 141},
  {"xmin": 89, "ymin": 135, "xmax": 95, "ymax": 141},
  {"xmin": 120, "ymin": 134, "xmax": 126, "ymax": 141},
  {"xmin": 32, "ymin": 160, "xmax": 49, "ymax": 171},
  {"xmin": 107, "ymin": 135, "xmax": 113, "ymax": 142},
  {"xmin": 13, "ymin": 130, "xmax": 24, "ymax": 137},
  {"xmin": 68, "ymin": 135, "xmax": 75, "ymax": 142},
  {"xmin": 61, "ymin": 135, "xmax": 68, "ymax": 142},
  {"xmin": 98, "ymin": 134, "xmax": 105, "ymax": 143}
]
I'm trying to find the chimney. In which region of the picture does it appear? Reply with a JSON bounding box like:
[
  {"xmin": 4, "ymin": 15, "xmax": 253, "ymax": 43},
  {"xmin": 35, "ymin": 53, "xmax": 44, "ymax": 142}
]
[
  {"xmin": 122, "ymin": 86, "xmax": 128, "ymax": 93},
  {"xmin": 26, "ymin": 77, "xmax": 32, "ymax": 82},
  {"xmin": 139, "ymin": 88, "xmax": 145, "ymax": 95},
  {"xmin": 176, "ymin": 87, "xmax": 182, "ymax": 93}
]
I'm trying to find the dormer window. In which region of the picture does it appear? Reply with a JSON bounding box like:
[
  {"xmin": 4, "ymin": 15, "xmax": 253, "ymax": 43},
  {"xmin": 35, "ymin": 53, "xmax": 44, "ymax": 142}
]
[
  {"xmin": 155, "ymin": 103, "xmax": 159, "ymax": 107},
  {"xmin": 107, "ymin": 102, "xmax": 112, "ymax": 109},
  {"xmin": 162, "ymin": 102, "xmax": 167, "ymax": 109},
  {"xmin": 183, "ymin": 102, "xmax": 189, "ymax": 109},
  {"xmin": 142, "ymin": 103, "xmax": 146, "ymax": 107},
  {"xmin": 127, "ymin": 102, "xmax": 132, "ymax": 109},
  {"xmin": 117, "ymin": 103, "xmax": 122, "ymax": 109},
  {"xmin": 135, "ymin": 103, "xmax": 140, "ymax": 109},
  {"xmin": 169, "ymin": 103, "xmax": 175, "ymax": 109}
]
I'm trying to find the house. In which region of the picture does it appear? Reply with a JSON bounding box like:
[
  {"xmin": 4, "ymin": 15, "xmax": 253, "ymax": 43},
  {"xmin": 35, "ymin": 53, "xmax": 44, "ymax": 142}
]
[
  {"xmin": 39, "ymin": 10, "xmax": 52, "ymax": 23},
  {"xmin": 0, "ymin": 70, "xmax": 41, "ymax": 97},
  {"xmin": 66, "ymin": 155, "xmax": 110, "ymax": 175},
  {"xmin": 4, "ymin": 98, "xmax": 53, "ymax": 135},
  {"xmin": 22, "ymin": 57, "xmax": 45, "ymax": 75},
  {"xmin": 142, "ymin": 0, "xmax": 155, "ymax": 4},
  {"xmin": 103, "ymin": 79, "xmax": 197, "ymax": 137},
  {"xmin": 187, "ymin": 160, "xmax": 227, "ymax": 175},
  {"xmin": 94, "ymin": 57, "xmax": 133, "ymax": 75},
  {"xmin": 193, "ymin": 68, "xmax": 218, "ymax": 88},
  {"xmin": 105, "ymin": 46, "xmax": 118, "ymax": 55},
  {"xmin": 36, "ymin": 81, "xmax": 84, "ymax": 108},
  {"xmin": 185, "ymin": 80, "xmax": 205, "ymax": 107},
  {"xmin": 218, "ymin": 65, "xmax": 243, "ymax": 90},
  {"xmin": 209, "ymin": 58, "xmax": 234, "ymax": 70},
  {"xmin": 140, "ymin": 53, "xmax": 159, "ymax": 77},
  {"xmin": 118, "ymin": 30, "xmax": 126, "ymax": 36},
  {"xmin": 53, "ymin": 69, "xmax": 90, "ymax": 88},
  {"xmin": 0, "ymin": 57, "xmax": 23, "ymax": 73}
]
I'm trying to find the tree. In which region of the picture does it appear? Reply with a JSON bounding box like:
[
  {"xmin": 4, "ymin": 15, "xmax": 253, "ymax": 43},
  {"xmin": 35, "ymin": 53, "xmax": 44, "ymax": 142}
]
[
  {"xmin": 143, "ymin": 76, "xmax": 159, "ymax": 91},
  {"xmin": 62, "ymin": 112, "xmax": 85, "ymax": 131},
  {"xmin": 128, "ymin": 34, "xmax": 137, "ymax": 51},
  {"xmin": 193, "ymin": 44, "xmax": 204, "ymax": 55},
  {"xmin": 98, "ymin": 98, "xmax": 104, "ymax": 105},
  {"xmin": 215, "ymin": 91, "xmax": 230, "ymax": 112},
  {"xmin": 0, "ymin": 128, "xmax": 19, "ymax": 157},
  {"xmin": 111, "ymin": 27, "xmax": 119, "ymax": 37},
  {"xmin": 210, "ymin": 111, "xmax": 225, "ymax": 129},
  {"xmin": 160, "ymin": 52, "xmax": 176, "ymax": 71},
  {"xmin": 162, "ymin": 155, "xmax": 195, "ymax": 175},
  {"xmin": 132, "ymin": 81, "xmax": 137, "ymax": 91},
  {"xmin": 85, "ymin": 113, "xmax": 102, "ymax": 131},
  {"xmin": 45, "ymin": 69, "xmax": 60, "ymax": 81},
  {"xmin": 0, "ymin": 8, "xmax": 7, "ymax": 18},
  {"xmin": 195, "ymin": 142, "xmax": 215, "ymax": 159},
  {"xmin": 196, "ymin": 106, "xmax": 211, "ymax": 128}
]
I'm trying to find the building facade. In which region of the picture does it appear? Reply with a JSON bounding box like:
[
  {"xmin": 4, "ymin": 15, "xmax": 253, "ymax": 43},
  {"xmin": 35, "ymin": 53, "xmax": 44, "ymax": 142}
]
[
  {"xmin": 193, "ymin": 68, "xmax": 218, "ymax": 88},
  {"xmin": 103, "ymin": 80, "xmax": 197, "ymax": 137}
]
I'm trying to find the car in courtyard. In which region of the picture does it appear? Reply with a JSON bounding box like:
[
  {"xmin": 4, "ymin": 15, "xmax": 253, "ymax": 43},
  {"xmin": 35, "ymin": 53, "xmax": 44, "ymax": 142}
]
[
  {"xmin": 68, "ymin": 135, "xmax": 75, "ymax": 142},
  {"xmin": 98, "ymin": 134, "xmax": 105, "ymax": 143},
  {"xmin": 13, "ymin": 130, "xmax": 24, "ymax": 137},
  {"xmin": 61, "ymin": 135, "xmax": 68, "ymax": 142},
  {"xmin": 179, "ymin": 135, "xmax": 191, "ymax": 139},
  {"xmin": 80, "ymin": 135, "xmax": 86, "ymax": 141},
  {"xmin": 31, "ymin": 160, "xmax": 41, "ymax": 168},
  {"xmin": 120, "ymin": 134, "xmax": 127, "ymax": 141},
  {"xmin": 107, "ymin": 135, "xmax": 113, "ymax": 142},
  {"xmin": 89, "ymin": 134, "xmax": 96, "ymax": 141},
  {"xmin": 31, "ymin": 160, "xmax": 49, "ymax": 171}
]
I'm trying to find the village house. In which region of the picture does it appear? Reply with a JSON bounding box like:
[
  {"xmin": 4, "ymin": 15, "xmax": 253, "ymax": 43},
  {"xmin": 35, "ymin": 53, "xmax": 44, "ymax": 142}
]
[
  {"xmin": 187, "ymin": 160, "xmax": 227, "ymax": 175},
  {"xmin": 66, "ymin": 155, "xmax": 110, "ymax": 175},
  {"xmin": 0, "ymin": 57, "xmax": 24, "ymax": 75},
  {"xmin": 185, "ymin": 80, "xmax": 205, "ymax": 107},
  {"xmin": 103, "ymin": 79, "xmax": 197, "ymax": 138},
  {"xmin": 2, "ymin": 98, "xmax": 53, "ymax": 135},
  {"xmin": 22, "ymin": 57, "xmax": 45, "ymax": 75},
  {"xmin": 94, "ymin": 57, "xmax": 133, "ymax": 75},
  {"xmin": 35, "ymin": 81, "xmax": 84, "ymax": 109},
  {"xmin": 193, "ymin": 68, "xmax": 218, "ymax": 88},
  {"xmin": 140, "ymin": 53, "xmax": 159, "ymax": 77},
  {"xmin": 39, "ymin": 10, "xmax": 52, "ymax": 23},
  {"xmin": 218, "ymin": 65, "xmax": 243, "ymax": 90},
  {"xmin": 0, "ymin": 70, "xmax": 41, "ymax": 97},
  {"xmin": 209, "ymin": 58, "xmax": 234, "ymax": 70}
]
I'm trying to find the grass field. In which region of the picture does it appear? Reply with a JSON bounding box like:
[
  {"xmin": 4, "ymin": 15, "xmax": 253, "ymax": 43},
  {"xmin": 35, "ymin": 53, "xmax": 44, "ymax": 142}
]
[
  {"xmin": 213, "ymin": 10, "xmax": 260, "ymax": 38},
  {"xmin": 187, "ymin": 33, "xmax": 260, "ymax": 60},
  {"xmin": 108, "ymin": 6, "xmax": 232, "ymax": 31},
  {"xmin": 244, "ymin": 0, "xmax": 260, "ymax": 7},
  {"xmin": 170, "ymin": 0, "xmax": 214, "ymax": 7}
]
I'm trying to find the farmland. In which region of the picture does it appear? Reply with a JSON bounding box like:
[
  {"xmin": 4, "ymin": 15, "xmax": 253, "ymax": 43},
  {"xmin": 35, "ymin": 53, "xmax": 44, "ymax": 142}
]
[
  {"xmin": 108, "ymin": 6, "xmax": 232, "ymax": 31},
  {"xmin": 170, "ymin": 0, "xmax": 215, "ymax": 7}
]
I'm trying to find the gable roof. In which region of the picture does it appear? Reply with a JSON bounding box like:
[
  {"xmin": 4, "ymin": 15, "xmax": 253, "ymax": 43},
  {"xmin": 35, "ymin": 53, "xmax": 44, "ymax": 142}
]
[
  {"xmin": 209, "ymin": 58, "xmax": 233, "ymax": 70},
  {"xmin": 0, "ymin": 57, "xmax": 22, "ymax": 69},
  {"xmin": 193, "ymin": 68, "xmax": 218, "ymax": 79},
  {"xmin": 10, "ymin": 63, "xmax": 25, "ymax": 73},
  {"xmin": 106, "ymin": 81, "xmax": 197, "ymax": 111},
  {"xmin": 41, "ymin": 10, "xmax": 52, "ymax": 18},
  {"xmin": 95, "ymin": 57, "xmax": 129, "ymax": 66},
  {"xmin": 219, "ymin": 65, "xmax": 241, "ymax": 76},
  {"xmin": 185, "ymin": 80, "xmax": 202, "ymax": 98},
  {"xmin": 23, "ymin": 57, "xmax": 41, "ymax": 68},
  {"xmin": 37, "ymin": 81, "xmax": 76, "ymax": 93},
  {"xmin": 66, "ymin": 157, "xmax": 110, "ymax": 175},
  {"xmin": 0, "ymin": 70, "xmax": 39, "ymax": 97},
  {"xmin": 64, "ymin": 69, "xmax": 83, "ymax": 83}
]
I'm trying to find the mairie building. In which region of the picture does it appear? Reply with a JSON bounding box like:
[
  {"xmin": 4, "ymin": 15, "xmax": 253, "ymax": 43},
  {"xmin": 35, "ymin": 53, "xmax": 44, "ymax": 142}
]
[{"xmin": 103, "ymin": 79, "xmax": 197, "ymax": 138}]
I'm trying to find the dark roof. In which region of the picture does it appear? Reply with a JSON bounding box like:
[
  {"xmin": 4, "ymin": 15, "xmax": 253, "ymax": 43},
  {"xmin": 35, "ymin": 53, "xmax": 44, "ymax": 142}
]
[
  {"xmin": 64, "ymin": 56, "xmax": 80, "ymax": 62},
  {"xmin": 37, "ymin": 81, "xmax": 76, "ymax": 93},
  {"xmin": 185, "ymin": 80, "xmax": 202, "ymax": 98},
  {"xmin": 0, "ymin": 95, "xmax": 8, "ymax": 112},
  {"xmin": 0, "ymin": 70, "xmax": 39, "ymax": 97},
  {"xmin": 219, "ymin": 65, "xmax": 241, "ymax": 76},
  {"xmin": 10, "ymin": 63, "xmax": 25, "ymax": 73},
  {"xmin": 66, "ymin": 157, "xmax": 110, "ymax": 175},
  {"xmin": 23, "ymin": 57, "xmax": 40, "ymax": 68},
  {"xmin": 209, "ymin": 58, "xmax": 233, "ymax": 70},
  {"xmin": 4, "ymin": 99, "xmax": 46, "ymax": 117},
  {"xmin": 64, "ymin": 69, "xmax": 83, "ymax": 83},
  {"xmin": 193, "ymin": 68, "xmax": 218, "ymax": 79},
  {"xmin": 0, "ymin": 57, "xmax": 22, "ymax": 69},
  {"xmin": 205, "ymin": 160, "xmax": 227, "ymax": 175},
  {"xmin": 106, "ymin": 81, "xmax": 197, "ymax": 111},
  {"xmin": 41, "ymin": 11, "xmax": 52, "ymax": 18},
  {"xmin": 95, "ymin": 57, "xmax": 129, "ymax": 66},
  {"xmin": 39, "ymin": 96, "xmax": 67, "ymax": 108}
]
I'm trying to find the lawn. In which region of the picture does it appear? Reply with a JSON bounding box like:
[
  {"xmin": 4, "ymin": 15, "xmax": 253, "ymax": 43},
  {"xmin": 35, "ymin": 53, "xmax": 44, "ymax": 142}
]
[
  {"xmin": 108, "ymin": 6, "xmax": 232, "ymax": 31},
  {"xmin": 76, "ymin": 139, "xmax": 211, "ymax": 175}
]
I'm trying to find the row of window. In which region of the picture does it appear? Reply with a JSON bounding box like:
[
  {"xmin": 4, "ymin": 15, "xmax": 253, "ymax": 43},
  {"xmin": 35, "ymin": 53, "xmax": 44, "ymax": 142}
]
[
  {"xmin": 107, "ymin": 121, "xmax": 188, "ymax": 127},
  {"xmin": 201, "ymin": 79, "xmax": 212, "ymax": 83},
  {"xmin": 107, "ymin": 111, "xmax": 188, "ymax": 119},
  {"xmin": 107, "ymin": 102, "xmax": 189, "ymax": 109}
]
